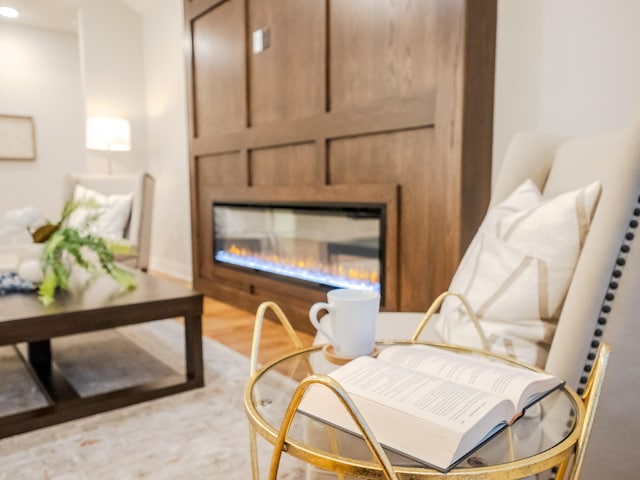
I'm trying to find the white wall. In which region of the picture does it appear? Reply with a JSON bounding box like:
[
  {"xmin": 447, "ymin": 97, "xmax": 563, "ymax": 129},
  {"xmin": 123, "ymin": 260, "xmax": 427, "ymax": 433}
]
[
  {"xmin": 78, "ymin": 0, "xmax": 147, "ymax": 174},
  {"xmin": 492, "ymin": 1, "xmax": 544, "ymax": 182},
  {"xmin": 536, "ymin": 0, "xmax": 640, "ymax": 134},
  {"xmin": 77, "ymin": 0, "xmax": 192, "ymax": 278},
  {"xmin": 493, "ymin": 0, "xmax": 640, "ymax": 180},
  {"xmin": 141, "ymin": 0, "xmax": 192, "ymax": 280},
  {"xmin": 0, "ymin": 25, "xmax": 85, "ymax": 221}
]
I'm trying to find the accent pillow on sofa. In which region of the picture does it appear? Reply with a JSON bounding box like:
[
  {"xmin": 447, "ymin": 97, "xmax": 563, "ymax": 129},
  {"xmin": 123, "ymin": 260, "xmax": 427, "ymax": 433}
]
[
  {"xmin": 434, "ymin": 178, "xmax": 601, "ymax": 367},
  {"xmin": 67, "ymin": 184, "xmax": 133, "ymax": 240}
]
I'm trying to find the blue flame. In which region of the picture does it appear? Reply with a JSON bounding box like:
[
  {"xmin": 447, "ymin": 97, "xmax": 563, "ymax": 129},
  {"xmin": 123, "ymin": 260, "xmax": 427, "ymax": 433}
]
[{"xmin": 215, "ymin": 250, "xmax": 380, "ymax": 292}]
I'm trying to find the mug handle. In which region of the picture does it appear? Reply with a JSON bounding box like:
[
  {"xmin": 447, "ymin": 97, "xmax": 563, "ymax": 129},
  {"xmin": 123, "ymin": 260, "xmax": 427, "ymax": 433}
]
[{"xmin": 309, "ymin": 302, "xmax": 338, "ymax": 348}]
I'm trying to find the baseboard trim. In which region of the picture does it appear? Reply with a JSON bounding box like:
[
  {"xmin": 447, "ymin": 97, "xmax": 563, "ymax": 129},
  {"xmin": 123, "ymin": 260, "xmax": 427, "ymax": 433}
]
[{"xmin": 148, "ymin": 256, "xmax": 192, "ymax": 282}]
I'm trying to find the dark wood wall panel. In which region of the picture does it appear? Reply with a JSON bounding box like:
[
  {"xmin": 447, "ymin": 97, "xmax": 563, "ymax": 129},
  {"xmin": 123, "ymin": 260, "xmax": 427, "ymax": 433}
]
[
  {"xmin": 328, "ymin": 128, "xmax": 451, "ymax": 309},
  {"xmin": 190, "ymin": 95, "xmax": 435, "ymax": 157},
  {"xmin": 192, "ymin": 0, "xmax": 246, "ymax": 137},
  {"xmin": 330, "ymin": 0, "xmax": 437, "ymax": 111},
  {"xmin": 248, "ymin": 0, "xmax": 326, "ymax": 125},
  {"xmin": 195, "ymin": 151, "xmax": 246, "ymax": 280},
  {"xmin": 250, "ymin": 143, "xmax": 317, "ymax": 186},
  {"xmin": 328, "ymin": 129, "xmax": 431, "ymax": 184},
  {"xmin": 196, "ymin": 152, "xmax": 246, "ymax": 187},
  {"xmin": 184, "ymin": 0, "xmax": 497, "ymax": 332}
]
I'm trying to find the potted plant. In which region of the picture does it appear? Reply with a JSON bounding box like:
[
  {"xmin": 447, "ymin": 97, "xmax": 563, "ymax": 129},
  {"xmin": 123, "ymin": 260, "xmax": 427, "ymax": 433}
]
[{"xmin": 10, "ymin": 201, "xmax": 136, "ymax": 305}]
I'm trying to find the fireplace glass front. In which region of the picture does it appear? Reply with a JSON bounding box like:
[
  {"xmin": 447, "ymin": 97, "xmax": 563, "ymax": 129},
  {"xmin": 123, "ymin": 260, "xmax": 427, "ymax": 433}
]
[{"xmin": 212, "ymin": 202, "xmax": 384, "ymax": 293}]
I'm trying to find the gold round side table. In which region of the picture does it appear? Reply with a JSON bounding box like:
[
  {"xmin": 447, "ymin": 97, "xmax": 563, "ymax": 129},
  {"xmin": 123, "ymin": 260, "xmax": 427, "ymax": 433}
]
[{"xmin": 245, "ymin": 341, "xmax": 584, "ymax": 480}]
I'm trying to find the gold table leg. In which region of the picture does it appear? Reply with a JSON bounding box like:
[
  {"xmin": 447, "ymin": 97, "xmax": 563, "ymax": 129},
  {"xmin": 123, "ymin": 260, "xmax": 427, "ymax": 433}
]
[{"xmin": 268, "ymin": 374, "xmax": 399, "ymax": 480}]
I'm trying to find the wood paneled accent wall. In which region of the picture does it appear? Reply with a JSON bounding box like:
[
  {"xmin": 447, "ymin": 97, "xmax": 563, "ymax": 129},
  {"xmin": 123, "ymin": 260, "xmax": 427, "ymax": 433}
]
[{"xmin": 183, "ymin": 0, "xmax": 497, "ymax": 333}]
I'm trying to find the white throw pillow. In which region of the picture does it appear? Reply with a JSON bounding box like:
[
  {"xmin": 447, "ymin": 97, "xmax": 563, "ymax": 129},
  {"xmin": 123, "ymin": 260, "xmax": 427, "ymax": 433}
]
[
  {"xmin": 67, "ymin": 184, "xmax": 133, "ymax": 240},
  {"xmin": 434, "ymin": 179, "xmax": 601, "ymax": 367}
]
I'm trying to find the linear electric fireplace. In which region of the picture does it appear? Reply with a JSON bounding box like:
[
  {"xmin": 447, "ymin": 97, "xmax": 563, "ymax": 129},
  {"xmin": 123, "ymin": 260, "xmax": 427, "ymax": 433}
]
[{"xmin": 212, "ymin": 202, "xmax": 385, "ymax": 297}]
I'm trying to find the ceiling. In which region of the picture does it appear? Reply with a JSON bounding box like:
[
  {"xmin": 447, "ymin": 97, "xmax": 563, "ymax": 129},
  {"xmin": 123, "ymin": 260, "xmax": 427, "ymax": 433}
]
[{"xmin": 0, "ymin": 0, "xmax": 157, "ymax": 33}]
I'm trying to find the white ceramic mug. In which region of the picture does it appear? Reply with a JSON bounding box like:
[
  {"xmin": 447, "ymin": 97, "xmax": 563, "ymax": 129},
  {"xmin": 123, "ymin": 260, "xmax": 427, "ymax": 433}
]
[{"xmin": 309, "ymin": 289, "xmax": 380, "ymax": 358}]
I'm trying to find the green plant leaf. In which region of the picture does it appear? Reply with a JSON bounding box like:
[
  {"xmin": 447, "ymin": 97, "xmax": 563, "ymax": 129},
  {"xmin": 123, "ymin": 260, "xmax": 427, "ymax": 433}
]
[
  {"xmin": 38, "ymin": 272, "xmax": 59, "ymax": 306},
  {"xmin": 35, "ymin": 200, "xmax": 137, "ymax": 305}
]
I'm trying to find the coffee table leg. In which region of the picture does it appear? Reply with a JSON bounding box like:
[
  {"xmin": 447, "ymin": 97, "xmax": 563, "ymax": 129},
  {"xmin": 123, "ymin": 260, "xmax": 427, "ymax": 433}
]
[
  {"xmin": 28, "ymin": 340, "xmax": 52, "ymax": 379},
  {"xmin": 184, "ymin": 314, "xmax": 204, "ymax": 386}
]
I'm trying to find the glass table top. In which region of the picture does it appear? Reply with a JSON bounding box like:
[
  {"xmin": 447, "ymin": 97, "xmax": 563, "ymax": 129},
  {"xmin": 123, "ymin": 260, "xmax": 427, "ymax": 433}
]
[{"xmin": 245, "ymin": 341, "xmax": 583, "ymax": 478}]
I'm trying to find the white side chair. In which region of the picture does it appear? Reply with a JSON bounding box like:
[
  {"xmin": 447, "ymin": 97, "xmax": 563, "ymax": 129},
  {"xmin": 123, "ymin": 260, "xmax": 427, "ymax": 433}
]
[
  {"xmin": 312, "ymin": 116, "xmax": 640, "ymax": 479},
  {"xmin": 62, "ymin": 172, "xmax": 154, "ymax": 271}
]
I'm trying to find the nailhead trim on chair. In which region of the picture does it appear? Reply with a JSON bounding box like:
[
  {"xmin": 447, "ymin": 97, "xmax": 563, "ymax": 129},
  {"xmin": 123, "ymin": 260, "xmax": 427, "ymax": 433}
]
[
  {"xmin": 550, "ymin": 197, "xmax": 640, "ymax": 480},
  {"xmin": 576, "ymin": 196, "xmax": 640, "ymax": 395}
]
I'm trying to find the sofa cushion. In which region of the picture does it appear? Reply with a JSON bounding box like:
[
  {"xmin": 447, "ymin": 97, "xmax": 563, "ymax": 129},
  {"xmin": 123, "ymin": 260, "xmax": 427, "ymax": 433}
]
[
  {"xmin": 434, "ymin": 178, "xmax": 601, "ymax": 367},
  {"xmin": 67, "ymin": 184, "xmax": 133, "ymax": 240}
]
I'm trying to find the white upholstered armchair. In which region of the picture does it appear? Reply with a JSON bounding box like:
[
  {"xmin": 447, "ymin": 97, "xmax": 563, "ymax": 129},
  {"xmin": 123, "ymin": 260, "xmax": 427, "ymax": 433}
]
[
  {"xmin": 491, "ymin": 121, "xmax": 640, "ymax": 479},
  {"xmin": 62, "ymin": 172, "xmax": 154, "ymax": 271},
  {"xmin": 312, "ymin": 116, "xmax": 640, "ymax": 479}
]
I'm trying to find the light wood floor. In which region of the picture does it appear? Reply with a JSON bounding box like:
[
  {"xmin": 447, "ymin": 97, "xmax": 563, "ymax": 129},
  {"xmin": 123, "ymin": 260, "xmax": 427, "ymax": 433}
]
[
  {"xmin": 201, "ymin": 296, "xmax": 315, "ymax": 364},
  {"xmin": 150, "ymin": 270, "xmax": 315, "ymax": 362}
]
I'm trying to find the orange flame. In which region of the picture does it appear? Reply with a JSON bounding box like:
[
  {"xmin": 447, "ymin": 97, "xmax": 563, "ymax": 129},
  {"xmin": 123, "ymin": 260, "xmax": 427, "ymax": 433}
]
[{"xmin": 224, "ymin": 244, "xmax": 379, "ymax": 286}]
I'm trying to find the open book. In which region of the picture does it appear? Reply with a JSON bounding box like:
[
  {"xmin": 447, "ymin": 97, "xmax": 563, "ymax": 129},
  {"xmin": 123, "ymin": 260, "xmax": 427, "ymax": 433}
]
[{"xmin": 298, "ymin": 344, "xmax": 564, "ymax": 472}]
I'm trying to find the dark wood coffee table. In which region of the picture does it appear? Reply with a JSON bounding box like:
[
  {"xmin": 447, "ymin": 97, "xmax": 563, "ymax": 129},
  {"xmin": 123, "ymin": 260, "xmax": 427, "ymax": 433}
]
[{"xmin": 0, "ymin": 269, "xmax": 204, "ymax": 439}]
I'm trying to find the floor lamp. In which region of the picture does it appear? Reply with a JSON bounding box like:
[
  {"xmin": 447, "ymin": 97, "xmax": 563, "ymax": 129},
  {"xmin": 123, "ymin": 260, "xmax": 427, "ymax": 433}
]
[{"xmin": 85, "ymin": 117, "xmax": 131, "ymax": 174}]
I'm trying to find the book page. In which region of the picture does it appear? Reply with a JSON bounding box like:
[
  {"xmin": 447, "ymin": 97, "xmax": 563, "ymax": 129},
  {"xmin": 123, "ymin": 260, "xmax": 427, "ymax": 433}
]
[
  {"xmin": 377, "ymin": 345, "xmax": 561, "ymax": 412},
  {"xmin": 298, "ymin": 355, "xmax": 515, "ymax": 470},
  {"xmin": 330, "ymin": 356, "xmax": 512, "ymax": 430}
]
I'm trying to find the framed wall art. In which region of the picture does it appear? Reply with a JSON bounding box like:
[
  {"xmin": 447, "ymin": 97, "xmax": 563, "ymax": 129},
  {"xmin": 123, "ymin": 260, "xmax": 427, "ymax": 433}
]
[{"xmin": 0, "ymin": 114, "xmax": 36, "ymax": 161}]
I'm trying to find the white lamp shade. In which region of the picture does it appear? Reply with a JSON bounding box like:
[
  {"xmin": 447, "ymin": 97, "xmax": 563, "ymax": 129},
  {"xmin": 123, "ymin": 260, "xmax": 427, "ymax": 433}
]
[
  {"xmin": 86, "ymin": 117, "xmax": 131, "ymax": 152},
  {"xmin": 0, "ymin": 7, "xmax": 19, "ymax": 18}
]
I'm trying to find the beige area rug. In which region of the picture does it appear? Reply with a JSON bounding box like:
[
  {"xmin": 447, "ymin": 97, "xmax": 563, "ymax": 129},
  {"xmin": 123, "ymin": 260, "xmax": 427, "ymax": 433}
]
[{"xmin": 0, "ymin": 319, "xmax": 307, "ymax": 479}]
